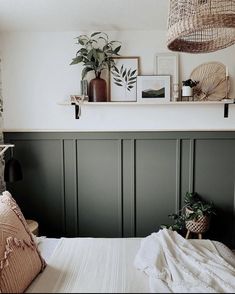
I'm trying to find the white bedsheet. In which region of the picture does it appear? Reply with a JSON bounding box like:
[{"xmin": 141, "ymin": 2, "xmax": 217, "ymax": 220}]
[
  {"xmin": 134, "ymin": 229, "xmax": 235, "ymax": 293},
  {"xmin": 26, "ymin": 237, "xmax": 149, "ymax": 293}
]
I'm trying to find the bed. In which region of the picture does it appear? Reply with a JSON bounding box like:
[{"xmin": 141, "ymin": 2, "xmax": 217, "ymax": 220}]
[
  {"xmin": 25, "ymin": 231, "xmax": 235, "ymax": 293},
  {"xmin": 1, "ymin": 191, "xmax": 235, "ymax": 293}
]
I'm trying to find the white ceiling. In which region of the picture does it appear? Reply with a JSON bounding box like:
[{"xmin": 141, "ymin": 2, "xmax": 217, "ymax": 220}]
[{"xmin": 0, "ymin": 0, "xmax": 169, "ymax": 32}]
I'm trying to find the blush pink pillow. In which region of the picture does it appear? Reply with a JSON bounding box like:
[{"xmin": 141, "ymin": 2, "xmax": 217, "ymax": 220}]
[{"xmin": 0, "ymin": 191, "xmax": 45, "ymax": 293}]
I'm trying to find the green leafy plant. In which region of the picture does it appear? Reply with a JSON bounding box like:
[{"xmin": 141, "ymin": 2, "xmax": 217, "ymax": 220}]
[
  {"xmin": 70, "ymin": 32, "xmax": 121, "ymax": 80},
  {"xmin": 112, "ymin": 65, "xmax": 137, "ymax": 92},
  {"xmin": 182, "ymin": 79, "xmax": 199, "ymax": 88},
  {"xmin": 183, "ymin": 192, "xmax": 216, "ymax": 220},
  {"xmin": 161, "ymin": 192, "xmax": 216, "ymax": 232}
]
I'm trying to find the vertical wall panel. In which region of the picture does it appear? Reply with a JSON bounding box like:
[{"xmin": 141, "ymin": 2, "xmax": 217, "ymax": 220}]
[
  {"xmin": 123, "ymin": 139, "xmax": 135, "ymax": 237},
  {"xmin": 194, "ymin": 139, "xmax": 235, "ymax": 247},
  {"xmin": 135, "ymin": 139, "xmax": 177, "ymax": 237},
  {"xmin": 7, "ymin": 139, "xmax": 64, "ymax": 237},
  {"xmin": 76, "ymin": 139, "xmax": 122, "ymax": 237}
]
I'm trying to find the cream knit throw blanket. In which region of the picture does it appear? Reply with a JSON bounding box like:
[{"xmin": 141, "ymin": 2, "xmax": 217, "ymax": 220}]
[{"xmin": 134, "ymin": 229, "xmax": 235, "ymax": 293}]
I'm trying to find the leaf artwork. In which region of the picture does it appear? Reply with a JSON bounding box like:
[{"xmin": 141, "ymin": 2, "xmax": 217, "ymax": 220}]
[{"xmin": 112, "ymin": 65, "xmax": 137, "ymax": 92}]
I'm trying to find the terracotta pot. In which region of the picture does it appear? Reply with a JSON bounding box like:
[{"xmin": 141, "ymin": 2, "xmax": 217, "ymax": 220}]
[{"xmin": 89, "ymin": 77, "xmax": 107, "ymax": 102}]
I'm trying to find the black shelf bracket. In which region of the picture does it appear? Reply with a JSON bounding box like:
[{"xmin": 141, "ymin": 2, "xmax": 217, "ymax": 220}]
[
  {"xmin": 224, "ymin": 101, "xmax": 235, "ymax": 118},
  {"xmin": 224, "ymin": 103, "xmax": 229, "ymax": 118},
  {"xmin": 71, "ymin": 103, "xmax": 81, "ymax": 119}
]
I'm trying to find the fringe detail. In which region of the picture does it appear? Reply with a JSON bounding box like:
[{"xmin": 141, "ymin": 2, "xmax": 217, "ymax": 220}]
[{"xmin": 0, "ymin": 236, "xmax": 37, "ymax": 272}]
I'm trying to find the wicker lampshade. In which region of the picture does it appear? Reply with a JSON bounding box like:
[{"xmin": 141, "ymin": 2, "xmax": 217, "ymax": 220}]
[{"xmin": 167, "ymin": 0, "xmax": 235, "ymax": 53}]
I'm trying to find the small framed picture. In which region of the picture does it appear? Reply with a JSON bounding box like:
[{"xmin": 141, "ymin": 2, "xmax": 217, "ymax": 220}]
[
  {"xmin": 110, "ymin": 56, "xmax": 140, "ymax": 102},
  {"xmin": 155, "ymin": 53, "xmax": 179, "ymax": 101},
  {"xmin": 137, "ymin": 75, "xmax": 171, "ymax": 103}
]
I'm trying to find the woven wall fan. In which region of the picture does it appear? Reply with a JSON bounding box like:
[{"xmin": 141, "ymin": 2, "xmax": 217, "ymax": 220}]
[{"xmin": 190, "ymin": 62, "xmax": 230, "ymax": 101}]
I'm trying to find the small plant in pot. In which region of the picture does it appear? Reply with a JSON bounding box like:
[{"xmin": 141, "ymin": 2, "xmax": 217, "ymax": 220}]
[
  {"xmin": 161, "ymin": 192, "xmax": 216, "ymax": 238},
  {"xmin": 184, "ymin": 192, "xmax": 216, "ymax": 238},
  {"xmin": 70, "ymin": 32, "xmax": 121, "ymax": 102},
  {"xmin": 182, "ymin": 79, "xmax": 199, "ymax": 99}
]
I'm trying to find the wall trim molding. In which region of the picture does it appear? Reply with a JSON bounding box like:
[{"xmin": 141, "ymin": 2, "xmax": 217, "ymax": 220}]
[{"xmin": 4, "ymin": 129, "xmax": 235, "ymax": 133}]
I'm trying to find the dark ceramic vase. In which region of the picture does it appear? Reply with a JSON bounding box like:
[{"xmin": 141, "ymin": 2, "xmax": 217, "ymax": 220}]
[{"xmin": 89, "ymin": 75, "xmax": 107, "ymax": 102}]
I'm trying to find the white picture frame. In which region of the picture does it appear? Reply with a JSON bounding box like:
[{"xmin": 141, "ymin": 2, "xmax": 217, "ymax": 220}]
[
  {"xmin": 110, "ymin": 56, "xmax": 140, "ymax": 102},
  {"xmin": 137, "ymin": 75, "xmax": 171, "ymax": 103},
  {"xmin": 155, "ymin": 53, "xmax": 179, "ymax": 101}
]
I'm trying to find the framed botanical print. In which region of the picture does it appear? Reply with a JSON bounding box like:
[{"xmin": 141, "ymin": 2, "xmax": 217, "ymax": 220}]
[{"xmin": 110, "ymin": 56, "xmax": 140, "ymax": 102}]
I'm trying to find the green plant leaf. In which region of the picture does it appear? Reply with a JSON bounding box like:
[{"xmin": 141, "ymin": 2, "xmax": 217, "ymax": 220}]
[
  {"xmin": 99, "ymin": 36, "xmax": 109, "ymax": 44},
  {"xmin": 90, "ymin": 39, "xmax": 98, "ymax": 44},
  {"xmin": 78, "ymin": 38, "xmax": 87, "ymax": 45},
  {"xmin": 114, "ymin": 45, "xmax": 121, "ymax": 54},
  {"xmin": 92, "ymin": 49, "xmax": 99, "ymax": 60},
  {"xmin": 91, "ymin": 32, "xmax": 101, "ymax": 37},
  {"xmin": 87, "ymin": 49, "xmax": 94, "ymax": 61},
  {"xmin": 81, "ymin": 67, "xmax": 93, "ymax": 80},
  {"xmin": 70, "ymin": 56, "xmax": 83, "ymax": 65},
  {"xmin": 84, "ymin": 61, "xmax": 95, "ymax": 67},
  {"xmin": 76, "ymin": 48, "xmax": 87, "ymax": 55}
]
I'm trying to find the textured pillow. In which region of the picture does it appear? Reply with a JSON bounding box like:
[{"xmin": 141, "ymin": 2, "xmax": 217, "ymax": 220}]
[{"xmin": 0, "ymin": 191, "xmax": 45, "ymax": 293}]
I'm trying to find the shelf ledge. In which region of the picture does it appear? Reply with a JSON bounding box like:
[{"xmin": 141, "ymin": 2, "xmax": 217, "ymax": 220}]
[
  {"xmin": 58, "ymin": 99, "xmax": 235, "ymax": 106},
  {"xmin": 57, "ymin": 98, "xmax": 235, "ymax": 119}
]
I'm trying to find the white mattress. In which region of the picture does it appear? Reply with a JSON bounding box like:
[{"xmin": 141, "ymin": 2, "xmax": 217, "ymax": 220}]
[{"xmin": 26, "ymin": 237, "xmax": 235, "ymax": 293}]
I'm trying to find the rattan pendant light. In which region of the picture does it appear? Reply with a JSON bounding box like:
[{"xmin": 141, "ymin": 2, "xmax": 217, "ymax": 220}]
[{"xmin": 167, "ymin": 0, "xmax": 235, "ymax": 53}]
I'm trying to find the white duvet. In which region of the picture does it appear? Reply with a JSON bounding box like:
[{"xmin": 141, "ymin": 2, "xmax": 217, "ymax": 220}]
[{"xmin": 134, "ymin": 229, "xmax": 235, "ymax": 293}]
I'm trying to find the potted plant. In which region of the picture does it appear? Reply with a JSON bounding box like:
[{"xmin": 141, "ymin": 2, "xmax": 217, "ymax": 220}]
[
  {"xmin": 182, "ymin": 79, "xmax": 199, "ymax": 98},
  {"xmin": 161, "ymin": 192, "xmax": 216, "ymax": 238},
  {"xmin": 70, "ymin": 32, "xmax": 121, "ymax": 102}
]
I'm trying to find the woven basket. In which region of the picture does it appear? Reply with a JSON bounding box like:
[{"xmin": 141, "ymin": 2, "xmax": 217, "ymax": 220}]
[
  {"xmin": 167, "ymin": 0, "xmax": 235, "ymax": 53},
  {"xmin": 185, "ymin": 208, "xmax": 210, "ymax": 234}
]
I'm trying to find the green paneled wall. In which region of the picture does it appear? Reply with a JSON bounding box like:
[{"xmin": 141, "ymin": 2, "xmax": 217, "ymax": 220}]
[{"xmin": 4, "ymin": 131, "xmax": 235, "ymax": 248}]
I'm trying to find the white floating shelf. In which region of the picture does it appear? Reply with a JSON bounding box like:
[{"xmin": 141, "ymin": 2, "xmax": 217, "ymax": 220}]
[
  {"xmin": 58, "ymin": 99, "xmax": 235, "ymax": 106},
  {"xmin": 58, "ymin": 98, "xmax": 235, "ymax": 119}
]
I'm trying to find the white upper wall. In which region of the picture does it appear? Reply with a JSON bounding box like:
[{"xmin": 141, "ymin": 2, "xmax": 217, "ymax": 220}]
[{"xmin": 0, "ymin": 0, "xmax": 169, "ymax": 32}]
